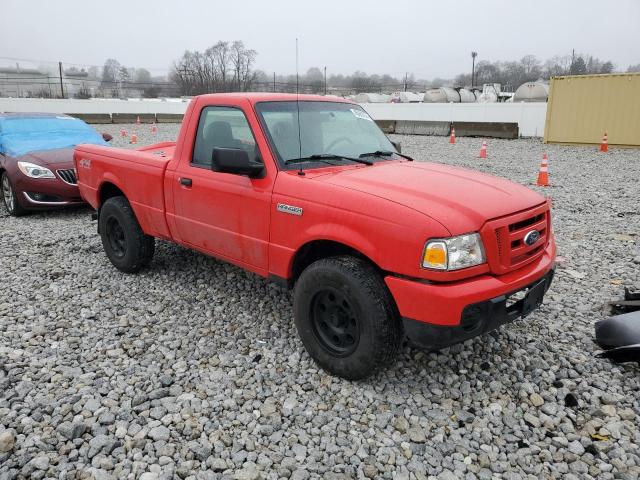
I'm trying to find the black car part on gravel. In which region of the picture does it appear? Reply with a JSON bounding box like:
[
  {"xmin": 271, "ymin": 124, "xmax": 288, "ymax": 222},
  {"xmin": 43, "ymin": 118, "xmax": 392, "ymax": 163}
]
[{"xmin": 595, "ymin": 289, "xmax": 640, "ymax": 364}]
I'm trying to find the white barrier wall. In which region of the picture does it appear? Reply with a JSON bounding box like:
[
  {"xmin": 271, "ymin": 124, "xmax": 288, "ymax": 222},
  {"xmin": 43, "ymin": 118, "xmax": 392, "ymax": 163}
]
[
  {"xmin": 360, "ymin": 102, "xmax": 547, "ymax": 137},
  {"xmin": 0, "ymin": 98, "xmax": 189, "ymax": 115},
  {"xmin": 0, "ymin": 97, "xmax": 547, "ymax": 137}
]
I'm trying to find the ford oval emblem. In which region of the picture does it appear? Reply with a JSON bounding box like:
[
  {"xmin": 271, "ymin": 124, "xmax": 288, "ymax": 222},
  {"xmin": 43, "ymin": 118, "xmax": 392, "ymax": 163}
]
[{"xmin": 524, "ymin": 230, "xmax": 541, "ymax": 246}]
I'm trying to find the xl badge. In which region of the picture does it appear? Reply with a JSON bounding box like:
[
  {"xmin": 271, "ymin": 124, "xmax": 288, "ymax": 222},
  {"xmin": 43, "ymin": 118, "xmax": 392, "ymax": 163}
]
[
  {"xmin": 524, "ymin": 230, "xmax": 541, "ymax": 246},
  {"xmin": 277, "ymin": 203, "xmax": 303, "ymax": 216}
]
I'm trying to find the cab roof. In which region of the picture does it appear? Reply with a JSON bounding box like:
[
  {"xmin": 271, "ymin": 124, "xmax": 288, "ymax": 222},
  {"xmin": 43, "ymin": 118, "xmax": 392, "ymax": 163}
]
[{"xmin": 194, "ymin": 92, "xmax": 354, "ymax": 105}]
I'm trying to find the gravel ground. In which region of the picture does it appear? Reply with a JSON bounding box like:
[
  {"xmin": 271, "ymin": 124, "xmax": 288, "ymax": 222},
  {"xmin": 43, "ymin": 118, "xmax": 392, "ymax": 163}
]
[{"xmin": 1, "ymin": 123, "xmax": 639, "ymax": 480}]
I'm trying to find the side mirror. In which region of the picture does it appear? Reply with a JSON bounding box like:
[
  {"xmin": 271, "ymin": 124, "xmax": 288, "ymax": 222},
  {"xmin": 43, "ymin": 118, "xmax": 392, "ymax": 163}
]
[
  {"xmin": 391, "ymin": 141, "xmax": 401, "ymax": 153},
  {"xmin": 102, "ymin": 133, "xmax": 113, "ymax": 142},
  {"xmin": 212, "ymin": 147, "xmax": 264, "ymax": 177}
]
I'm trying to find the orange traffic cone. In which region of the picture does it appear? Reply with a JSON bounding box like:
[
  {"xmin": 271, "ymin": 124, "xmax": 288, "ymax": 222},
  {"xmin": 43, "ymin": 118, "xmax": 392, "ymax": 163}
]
[
  {"xmin": 120, "ymin": 128, "xmax": 127, "ymax": 137},
  {"xmin": 536, "ymin": 153, "xmax": 550, "ymax": 186},
  {"xmin": 600, "ymin": 131, "xmax": 608, "ymax": 152},
  {"xmin": 151, "ymin": 123, "xmax": 158, "ymax": 134},
  {"xmin": 449, "ymin": 127, "xmax": 456, "ymax": 144},
  {"xmin": 130, "ymin": 132, "xmax": 138, "ymax": 144},
  {"xmin": 136, "ymin": 116, "xmax": 141, "ymax": 125},
  {"xmin": 479, "ymin": 140, "xmax": 487, "ymax": 158}
]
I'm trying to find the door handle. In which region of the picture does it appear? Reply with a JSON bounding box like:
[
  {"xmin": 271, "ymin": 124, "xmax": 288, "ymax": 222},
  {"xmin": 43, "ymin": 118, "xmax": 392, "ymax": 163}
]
[{"xmin": 179, "ymin": 177, "xmax": 192, "ymax": 187}]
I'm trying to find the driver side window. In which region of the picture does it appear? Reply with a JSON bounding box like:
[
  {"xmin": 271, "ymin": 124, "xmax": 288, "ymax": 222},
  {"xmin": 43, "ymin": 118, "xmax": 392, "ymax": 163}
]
[{"xmin": 192, "ymin": 106, "xmax": 258, "ymax": 167}]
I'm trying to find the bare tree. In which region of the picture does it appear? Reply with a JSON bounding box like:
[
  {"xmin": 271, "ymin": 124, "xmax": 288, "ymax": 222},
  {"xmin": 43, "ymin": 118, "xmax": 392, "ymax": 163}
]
[
  {"xmin": 170, "ymin": 40, "xmax": 258, "ymax": 95},
  {"xmin": 101, "ymin": 58, "xmax": 121, "ymax": 97},
  {"xmin": 544, "ymin": 55, "xmax": 572, "ymax": 78},
  {"xmin": 230, "ymin": 41, "xmax": 257, "ymax": 91}
]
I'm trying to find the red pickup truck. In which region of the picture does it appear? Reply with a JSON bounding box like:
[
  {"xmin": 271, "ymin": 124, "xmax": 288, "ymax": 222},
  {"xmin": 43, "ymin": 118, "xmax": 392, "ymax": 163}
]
[{"xmin": 75, "ymin": 93, "xmax": 556, "ymax": 380}]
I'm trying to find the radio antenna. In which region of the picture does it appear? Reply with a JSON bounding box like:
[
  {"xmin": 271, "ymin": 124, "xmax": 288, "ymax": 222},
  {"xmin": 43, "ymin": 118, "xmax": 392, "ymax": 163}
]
[
  {"xmin": 295, "ymin": 37, "xmax": 299, "ymax": 95},
  {"xmin": 295, "ymin": 37, "xmax": 303, "ymax": 173}
]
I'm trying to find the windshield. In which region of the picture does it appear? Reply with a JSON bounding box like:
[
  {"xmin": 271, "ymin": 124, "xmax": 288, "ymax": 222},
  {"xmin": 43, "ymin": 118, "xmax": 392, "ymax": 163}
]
[
  {"xmin": 255, "ymin": 101, "xmax": 396, "ymax": 168},
  {"xmin": 0, "ymin": 115, "xmax": 107, "ymax": 157}
]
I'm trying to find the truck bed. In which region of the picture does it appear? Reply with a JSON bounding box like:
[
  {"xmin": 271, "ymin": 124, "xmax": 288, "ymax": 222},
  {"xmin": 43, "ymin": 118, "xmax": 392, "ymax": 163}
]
[{"xmin": 74, "ymin": 141, "xmax": 177, "ymax": 239}]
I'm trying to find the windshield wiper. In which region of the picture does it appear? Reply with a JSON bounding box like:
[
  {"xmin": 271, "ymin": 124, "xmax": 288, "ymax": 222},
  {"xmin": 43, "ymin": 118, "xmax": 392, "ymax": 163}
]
[
  {"xmin": 285, "ymin": 154, "xmax": 373, "ymax": 166},
  {"xmin": 359, "ymin": 150, "xmax": 414, "ymax": 161}
]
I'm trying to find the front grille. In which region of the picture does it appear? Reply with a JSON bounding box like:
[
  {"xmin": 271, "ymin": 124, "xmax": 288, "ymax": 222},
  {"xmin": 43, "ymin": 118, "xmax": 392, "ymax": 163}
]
[
  {"xmin": 484, "ymin": 204, "xmax": 550, "ymax": 274},
  {"xmin": 57, "ymin": 168, "xmax": 77, "ymax": 185}
]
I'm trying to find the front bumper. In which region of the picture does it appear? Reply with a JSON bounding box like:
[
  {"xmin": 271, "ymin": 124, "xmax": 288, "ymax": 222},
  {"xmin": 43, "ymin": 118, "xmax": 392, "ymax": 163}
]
[
  {"xmin": 403, "ymin": 269, "xmax": 554, "ymax": 350},
  {"xmin": 14, "ymin": 170, "xmax": 84, "ymax": 210},
  {"xmin": 385, "ymin": 237, "xmax": 556, "ymax": 350}
]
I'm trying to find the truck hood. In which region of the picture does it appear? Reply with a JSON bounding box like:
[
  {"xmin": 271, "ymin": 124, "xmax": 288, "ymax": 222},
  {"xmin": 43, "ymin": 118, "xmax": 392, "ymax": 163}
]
[{"xmin": 317, "ymin": 161, "xmax": 546, "ymax": 234}]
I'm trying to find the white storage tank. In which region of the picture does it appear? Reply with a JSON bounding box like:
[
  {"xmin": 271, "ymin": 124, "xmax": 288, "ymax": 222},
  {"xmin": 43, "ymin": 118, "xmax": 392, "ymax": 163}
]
[
  {"xmin": 354, "ymin": 93, "xmax": 390, "ymax": 103},
  {"xmin": 457, "ymin": 88, "xmax": 476, "ymax": 103},
  {"xmin": 423, "ymin": 88, "xmax": 445, "ymax": 103},
  {"xmin": 391, "ymin": 91, "xmax": 423, "ymax": 103},
  {"xmin": 476, "ymin": 84, "xmax": 499, "ymax": 103},
  {"xmin": 422, "ymin": 87, "xmax": 460, "ymax": 103},
  {"xmin": 513, "ymin": 81, "xmax": 549, "ymax": 102},
  {"xmin": 476, "ymin": 91, "xmax": 498, "ymax": 103}
]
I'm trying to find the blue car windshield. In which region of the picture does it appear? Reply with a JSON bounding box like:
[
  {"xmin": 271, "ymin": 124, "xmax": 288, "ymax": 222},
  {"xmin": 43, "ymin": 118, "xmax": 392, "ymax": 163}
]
[{"xmin": 0, "ymin": 115, "xmax": 107, "ymax": 157}]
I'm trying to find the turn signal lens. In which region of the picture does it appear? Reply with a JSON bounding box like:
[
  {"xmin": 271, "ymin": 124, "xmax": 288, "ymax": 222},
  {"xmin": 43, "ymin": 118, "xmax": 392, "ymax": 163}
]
[{"xmin": 422, "ymin": 241, "xmax": 448, "ymax": 270}]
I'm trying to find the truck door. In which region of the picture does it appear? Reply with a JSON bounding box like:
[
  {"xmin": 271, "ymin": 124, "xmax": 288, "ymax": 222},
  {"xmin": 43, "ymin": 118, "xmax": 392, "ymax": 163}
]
[{"xmin": 172, "ymin": 105, "xmax": 272, "ymax": 273}]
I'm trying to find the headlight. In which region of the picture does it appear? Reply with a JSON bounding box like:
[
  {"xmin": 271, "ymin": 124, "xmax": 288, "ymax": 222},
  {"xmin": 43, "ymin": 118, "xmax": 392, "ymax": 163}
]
[
  {"xmin": 422, "ymin": 233, "xmax": 486, "ymax": 271},
  {"xmin": 17, "ymin": 161, "xmax": 55, "ymax": 179}
]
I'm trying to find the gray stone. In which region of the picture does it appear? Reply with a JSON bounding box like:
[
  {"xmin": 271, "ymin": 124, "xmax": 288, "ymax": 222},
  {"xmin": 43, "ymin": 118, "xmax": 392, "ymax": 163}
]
[
  {"xmin": 30, "ymin": 456, "xmax": 49, "ymax": 470},
  {"xmin": 524, "ymin": 413, "xmax": 541, "ymax": 428},
  {"xmin": 393, "ymin": 416, "xmax": 409, "ymax": 433},
  {"xmin": 530, "ymin": 393, "xmax": 544, "ymax": 407},
  {"xmin": 148, "ymin": 426, "xmax": 171, "ymax": 442},
  {"xmin": 407, "ymin": 426, "xmax": 426, "ymax": 443},
  {"xmin": 0, "ymin": 430, "xmax": 15, "ymax": 453},
  {"xmin": 57, "ymin": 421, "xmax": 86, "ymax": 440},
  {"xmin": 568, "ymin": 440, "xmax": 585, "ymax": 455}
]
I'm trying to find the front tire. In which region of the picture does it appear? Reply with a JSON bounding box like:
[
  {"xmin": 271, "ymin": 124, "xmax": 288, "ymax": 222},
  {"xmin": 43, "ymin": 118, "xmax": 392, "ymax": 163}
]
[
  {"xmin": 1, "ymin": 172, "xmax": 27, "ymax": 216},
  {"xmin": 294, "ymin": 256, "xmax": 402, "ymax": 380},
  {"xmin": 99, "ymin": 196, "xmax": 155, "ymax": 273}
]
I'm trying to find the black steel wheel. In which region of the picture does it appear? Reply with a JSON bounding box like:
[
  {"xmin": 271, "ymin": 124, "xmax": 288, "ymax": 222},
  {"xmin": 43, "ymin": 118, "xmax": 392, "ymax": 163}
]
[
  {"xmin": 294, "ymin": 255, "xmax": 402, "ymax": 380},
  {"xmin": 311, "ymin": 289, "xmax": 360, "ymax": 357},
  {"xmin": 105, "ymin": 216, "xmax": 127, "ymax": 258},
  {"xmin": 99, "ymin": 196, "xmax": 155, "ymax": 273}
]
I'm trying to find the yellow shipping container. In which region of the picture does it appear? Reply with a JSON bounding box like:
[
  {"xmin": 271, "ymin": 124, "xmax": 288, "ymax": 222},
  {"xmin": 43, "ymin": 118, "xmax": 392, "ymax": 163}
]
[{"xmin": 544, "ymin": 73, "xmax": 640, "ymax": 147}]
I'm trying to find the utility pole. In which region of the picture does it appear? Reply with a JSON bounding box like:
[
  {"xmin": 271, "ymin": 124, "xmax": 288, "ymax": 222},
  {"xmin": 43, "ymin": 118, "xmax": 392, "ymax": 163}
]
[
  {"xmin": 273, "ymin": 72, "xmax": 276, "ymax": 92},
  {"xmin": 471, "ymin": 51, "xmax": 477, "ymax": 88},
  {"xmin": 404, "ymin": 72, "xmax": 408, "ymax": 92},
  {"xmin": 324, "ymin": 66, "xmax": 327, "ymax": 95},
  {"xmin": 58, "ymin": 61, "xmax": 65, "ymax": 98},
  {"xmin": 15, "ymin": 63, "xmax": 21, "ymax": 97}
]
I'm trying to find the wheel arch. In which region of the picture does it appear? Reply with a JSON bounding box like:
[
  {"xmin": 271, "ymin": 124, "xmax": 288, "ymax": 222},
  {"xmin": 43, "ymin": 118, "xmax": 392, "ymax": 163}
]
[
  {"xmin": 289, "ymin": 239, "xmax": 383, "ymax": 287},
  {"xmin": 98, "ymin": 181, "xmax": 126, "ymax": 208}
]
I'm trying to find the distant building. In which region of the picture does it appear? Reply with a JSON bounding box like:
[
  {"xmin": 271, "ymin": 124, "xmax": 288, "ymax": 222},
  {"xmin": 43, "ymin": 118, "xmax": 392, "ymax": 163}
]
[
  {"xmin": 0, "ymin": 67, "xmax": 60, "ymax": 98},
  {"xmin": 0, "ymin": 66, "xmax": 176, "ymax": 99}
]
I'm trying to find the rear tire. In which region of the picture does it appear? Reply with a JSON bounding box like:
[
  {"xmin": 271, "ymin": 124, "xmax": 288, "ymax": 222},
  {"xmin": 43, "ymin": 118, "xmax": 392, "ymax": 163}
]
[
  {"xmin": 1, "ymin": 172, "xmax": 27, "ymax": 217},
  {"xmin": 294, "ymin": 256, "xmax": 402, "ymax": 380},
  {"xmin": 99, "ymin": 196, "xmax": 155, "ymax": 273}
]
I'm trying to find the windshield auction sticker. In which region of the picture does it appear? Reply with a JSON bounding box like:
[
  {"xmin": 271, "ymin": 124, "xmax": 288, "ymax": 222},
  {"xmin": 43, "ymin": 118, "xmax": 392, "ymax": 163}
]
[{"xmin": 351, "ymin": 109, "xmax": 373, "ymax": 121}]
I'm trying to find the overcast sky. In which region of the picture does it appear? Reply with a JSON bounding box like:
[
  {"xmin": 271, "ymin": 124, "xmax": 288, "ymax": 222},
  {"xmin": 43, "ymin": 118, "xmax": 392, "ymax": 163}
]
[{"xmin": 2, "ymin": 0, "xmax": 639, "ymax": 79}]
